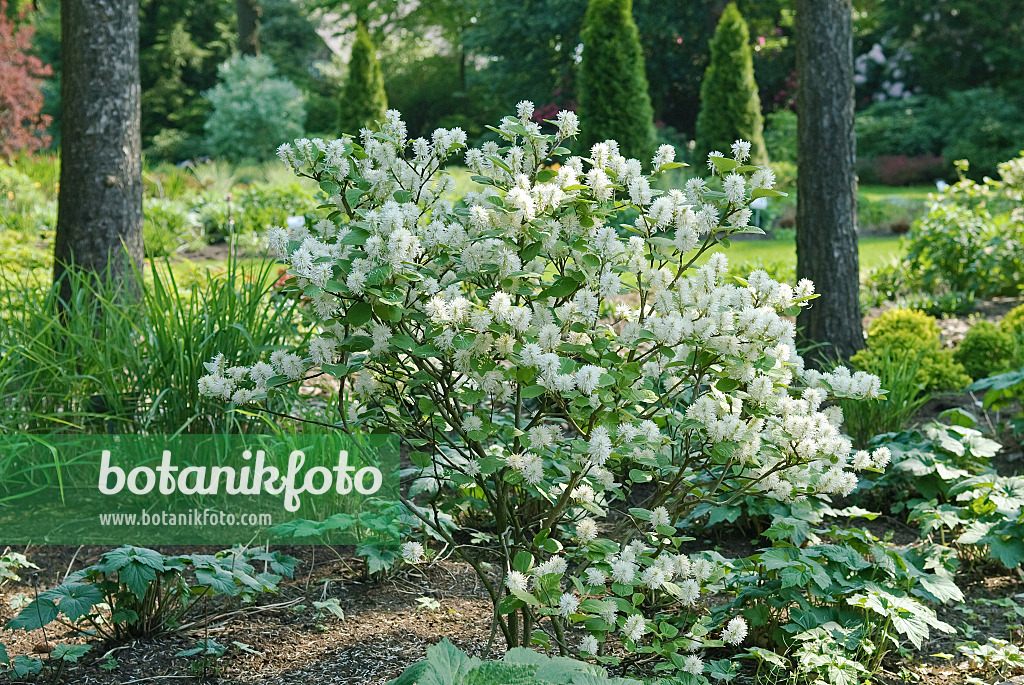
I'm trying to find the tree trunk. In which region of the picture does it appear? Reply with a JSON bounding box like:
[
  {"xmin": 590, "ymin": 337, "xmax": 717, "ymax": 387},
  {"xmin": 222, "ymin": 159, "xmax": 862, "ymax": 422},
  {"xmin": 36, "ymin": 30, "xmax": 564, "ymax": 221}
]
[
  {"xmin": 236, "ymin": 0, "xmax": 261, "ymax": 56},
  {"xmin": 54, "ymin": 0, "xmax": 144, "ymax": 306},
  {"xmin": 794, "ymin": 0, "xmax": 863, "ymax": 363}
]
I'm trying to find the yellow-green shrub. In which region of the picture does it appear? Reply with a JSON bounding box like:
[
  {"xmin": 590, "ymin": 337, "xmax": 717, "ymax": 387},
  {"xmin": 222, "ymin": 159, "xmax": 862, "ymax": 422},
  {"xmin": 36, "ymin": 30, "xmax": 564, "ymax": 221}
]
[
  {"xmin": 1001, "ymin": 302, "xmax": 1024, "ymax": 340},
  {"xmin": 955, "ymin": 321, "xmax": 1015, "ymax": 381},
  {"xmin": 851, "ymin": 309, "xmax": 971, "ymax": 393}
]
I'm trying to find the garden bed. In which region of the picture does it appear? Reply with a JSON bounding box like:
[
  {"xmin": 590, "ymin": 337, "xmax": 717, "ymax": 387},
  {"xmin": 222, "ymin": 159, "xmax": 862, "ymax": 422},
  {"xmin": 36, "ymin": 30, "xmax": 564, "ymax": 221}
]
[{"xmin": 1, "ymin": 543, "xmax": 1022, "ymax": 684}]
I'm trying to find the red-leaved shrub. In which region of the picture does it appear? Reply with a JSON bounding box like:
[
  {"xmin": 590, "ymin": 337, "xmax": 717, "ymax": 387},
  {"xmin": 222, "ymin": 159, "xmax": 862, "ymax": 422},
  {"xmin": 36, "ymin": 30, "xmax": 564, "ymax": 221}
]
[{"xmin": 0, "ymin": 2, "xmax": 53, "ymax": 159}]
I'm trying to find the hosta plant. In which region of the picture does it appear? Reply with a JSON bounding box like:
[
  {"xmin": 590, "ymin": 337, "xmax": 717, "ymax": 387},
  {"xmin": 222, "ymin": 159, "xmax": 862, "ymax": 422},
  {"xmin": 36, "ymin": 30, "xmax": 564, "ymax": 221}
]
[{"xmin": 199, "ymin": 104, "xmax": 888, "ymax": 675}]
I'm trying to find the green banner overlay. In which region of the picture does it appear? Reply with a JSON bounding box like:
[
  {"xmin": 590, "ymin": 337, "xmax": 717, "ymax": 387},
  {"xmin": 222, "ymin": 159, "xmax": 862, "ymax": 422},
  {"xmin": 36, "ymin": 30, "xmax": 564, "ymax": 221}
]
[{"xmin": 0, "ymin": 434, "xmax": 399, "ymax": 545}]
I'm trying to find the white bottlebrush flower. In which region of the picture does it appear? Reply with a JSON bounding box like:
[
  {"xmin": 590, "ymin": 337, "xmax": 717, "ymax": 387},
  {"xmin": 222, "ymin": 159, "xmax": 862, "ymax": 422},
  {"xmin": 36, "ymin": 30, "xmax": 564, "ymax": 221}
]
[
  {"xmin": 309, "ymin": 336, "xmax": 338, "ymax": 366},
  {"xmin": 402, "ymin": 541, "xmax": 425, "ymax": 564},
  {"xmin": 722, "ymin": 616, "xmax": 748, "ymax": 645},
  {"xmin": 622, "ymin": 614, "xmax": 646, "ymax": 642},
  {"xmin": 576, "ymin": 519, "xmax": 599, "ymax": 543},
  {"xmin": 610, "ymin": 557, "xmax": 637, "ymax": 585},
  {"xmin": 578, "ymin": 635, "xmax": 598, "ymax": 654},
  {"xmin": 585, "ymin": 567, "xmax": 607, "ymax": 586},
  {"xmin": 652, "ymin": 144, "xmax": 676, "ymax": 169},
  {"xmin": 535, "ymin": 556, "xmax": 567, "ymax": 577},
  {"xmin": 683, "ymin": 655, "xmax": 703, "ymax": 675},
  {"xmin": 575, "ymin": 365, "xmax": 603, "ymax": 395},
  {"xmin": 724, "ymin": 173, "xmax": 746, "ymax": 203},
  {"xmin": 278, "ymin": 353, "xmax": 305, "ymax": 380},
  {"xmin": 462, "ymin": 415, "xmax": 483, "ymax": 432},
  {"xmin": 505, "ymin": 571, "xmax": 530, "ymax": 592},
  {"xmin": 558, "ymin": 593, "xmax": 580, "ymax": 617},
  {"xmin": 678, "ymin": 578, "xmax": 700, "ymax": 605},
  {"xmin": 649, "ymin": 506, "xmax": 670, "ymax": 529},
  {"xmin": 731, "ymin": 139, "xmax": 752, "ymax": 162}
]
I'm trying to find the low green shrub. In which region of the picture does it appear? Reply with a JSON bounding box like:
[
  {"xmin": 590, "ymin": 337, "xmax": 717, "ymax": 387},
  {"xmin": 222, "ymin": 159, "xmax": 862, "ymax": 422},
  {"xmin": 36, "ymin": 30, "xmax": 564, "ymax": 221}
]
[
  {"xmin": 0, "ymin": 162, "xmax": 54, "ymax": 233},
  {"xmin": 764, "ymin": 109, "xmax": 797, "ymax": 164},
  {"xmin": 196, "ymin": 181, "xmax": 317, "ymax": 242},
  {"xmin": 851, "ymin": 309, "xmax": 971, "ymax": 395},
  {"xmin": 1001, "ymin": 302, "xmax": 1024, "ymax": 345},
  {"xmin": 203, "ymin": 54, "xmax": 306, "ymax": 163},
  {"xmin": 955, "ymin": 321, "xmax": 1015, "ymax": 381},
  {"xmin": 143, "ymin": 197, "xmax": 201, "ymax": 257}
]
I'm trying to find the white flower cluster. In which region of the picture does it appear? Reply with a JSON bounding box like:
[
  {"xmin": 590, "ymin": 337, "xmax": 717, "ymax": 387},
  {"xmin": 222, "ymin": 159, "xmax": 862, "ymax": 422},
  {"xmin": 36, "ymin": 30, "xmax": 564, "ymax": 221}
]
[{"xmin": 199, "ymin": 105, "xmax": 886, "ymax": 675}]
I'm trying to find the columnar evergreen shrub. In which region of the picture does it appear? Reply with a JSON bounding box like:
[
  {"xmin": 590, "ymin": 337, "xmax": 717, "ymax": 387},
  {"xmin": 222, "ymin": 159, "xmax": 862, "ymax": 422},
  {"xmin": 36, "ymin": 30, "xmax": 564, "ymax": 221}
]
[
  {"xmin": 200, "ymin": 105, "xmax": 901, "ymax": 674},
  {"xmin": 694, "ymin": 3, "xmax": 768, "ymax": 166},
  {"xmin": 577, "ymin": 0, "xmax": 655, "ymax": 162},
  {"xmin": 204, "ymin": 55, "xmax": 306, "ymax": 163},
  {"xmin": 338, "ymin": 20, "xmax": 388, "ymax": 136}
]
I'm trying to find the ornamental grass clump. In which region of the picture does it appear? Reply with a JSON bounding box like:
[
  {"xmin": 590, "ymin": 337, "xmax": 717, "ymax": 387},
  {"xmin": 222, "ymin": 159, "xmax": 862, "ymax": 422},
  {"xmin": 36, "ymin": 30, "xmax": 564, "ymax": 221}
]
[{"xmin": 199, "ymin": 104, "xmax": 887, "ymax": 674}]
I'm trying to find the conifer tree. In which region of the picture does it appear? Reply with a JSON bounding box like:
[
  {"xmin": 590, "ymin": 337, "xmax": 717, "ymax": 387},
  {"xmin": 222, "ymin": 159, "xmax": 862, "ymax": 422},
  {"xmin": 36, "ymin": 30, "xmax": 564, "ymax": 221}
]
[
  {"xmin": 695, "ymin": 3, "xmax": 768, "ymax": 165},
  {"xmin": 338, "ymin": 20, "xmax": 387, "ymax": 136},
  {"xmin": 577, "ymin": 0, "xmax": 654, "ymax": 162}
]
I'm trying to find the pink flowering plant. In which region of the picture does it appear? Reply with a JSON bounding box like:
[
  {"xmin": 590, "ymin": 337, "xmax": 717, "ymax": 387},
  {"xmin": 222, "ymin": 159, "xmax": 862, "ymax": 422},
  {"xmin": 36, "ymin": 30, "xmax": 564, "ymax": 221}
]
[{"xmin": 199, "ymin": 103, "xmax": 891, "ymax": 675}]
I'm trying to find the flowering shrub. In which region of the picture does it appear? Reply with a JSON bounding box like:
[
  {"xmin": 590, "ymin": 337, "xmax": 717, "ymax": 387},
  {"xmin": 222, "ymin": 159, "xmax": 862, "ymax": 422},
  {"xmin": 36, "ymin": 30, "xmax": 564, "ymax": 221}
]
[{"xmin": 199, "ymin": 104, "xmax": 889, "ymax": 675}]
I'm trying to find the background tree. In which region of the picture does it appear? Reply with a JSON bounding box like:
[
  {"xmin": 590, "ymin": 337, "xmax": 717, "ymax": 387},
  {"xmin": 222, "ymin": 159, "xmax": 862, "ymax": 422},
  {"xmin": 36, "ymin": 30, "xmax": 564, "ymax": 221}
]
[
  {"xmin": 138, "ymin": 0, "xmax": 233, "ymax": 155},
  {"xmin": 54, "ymin": 0, "xmax": 144, "ymax": 304},
  {"xmin": 695, "ymin": 3, "xmax": 768, "ymax": 164},
  {"xmin": 794, "ymin": 0, "xmax": 862, "ymax": 362},
  {"xmin": 0, "ymin": 0, "xmax": 52, "ymax": 159},
  {"xmin": 204, "ymin": 54, "xmax": 305, "ymax": 162},
  {"xmin": 338, "ymin": 19, "xmax": 387, "ymax": 135},
  {"xmin": 878, "ymin": 0, "xmax": 1024, "ymax": 97},
  {"xmin": 577, "ymin": 0, "xmax": 654, "ymax": 160},
  {"xmin": 236, "ymin": 0, "xmax": 261, "ymax": 55}
]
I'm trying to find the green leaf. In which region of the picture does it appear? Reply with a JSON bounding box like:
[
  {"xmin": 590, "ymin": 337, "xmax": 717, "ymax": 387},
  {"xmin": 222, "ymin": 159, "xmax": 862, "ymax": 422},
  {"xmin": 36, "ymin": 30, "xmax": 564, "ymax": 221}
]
[
  {"xmin": 0, "ymin": 640, "xmax": 8, "ymax": 665},
  {"xmin": 425, "ymin": 638, "xmax": 482, "ymax": 682},
  {"xmin": 7, "ymin": 597, "xmax": 58, "ymax": 631},
  {"xmin": 538, "ymin": 276, "xmax": 580, "ymax": 299},
  {"xmin": 345, "ymin": 187, "xmax": 364, "ymax": 207},
  {"xmin": 498, "ymin": 595, "xmax": 525, "ymax": 615},
  {"xmin": 750, "ymin": 187, "xmax": 786, "ymax": 199},
  {"xmin": 513, "ymin": 551, "xmax": 534, "ymax": 573},
  {"xmin": 521, "ymin": 385, "xmax": 546, "ymax": 399},
  {"xmin": 10, "ymin": 655, "xmax": 43, "ymax": 678},
  {"xmin": 710, "ymin": 156, "xmax": 738, "ymax": 173},
  {"xmin": 51, "ymin": 644, "xmax": 91, "ymax": 663},
  {"xmin": 195, "ymin": 567, "xmax": 237, "ymax": 595},
  {"xmin": 357, "ymin": 543, "xmax": 401, "ymax": 575},
  {"xmin": 347, "ymin": 301, "xmax": 373, "ymax": 327},
  {"xmin": 364, "ymin": 264, "xmax": 392, "ymax": 286},
  {"xmin": 40, "ymin": 582, "xmax": 103, "ymax": 622}
]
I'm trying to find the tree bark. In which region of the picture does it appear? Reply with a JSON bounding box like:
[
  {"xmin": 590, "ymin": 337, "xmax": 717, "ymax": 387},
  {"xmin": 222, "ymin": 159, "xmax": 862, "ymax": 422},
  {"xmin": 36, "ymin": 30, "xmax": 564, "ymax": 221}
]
[
  {"xmin": 54, "ymin": 0, "xmax": 143, "ymax": 305},
  {"xmin": 236, "ymin": 0, "xmax": 261, "ymax": 56},
  {"xmin": 794, "ymin": 0, "xmax": 863, "ymax": 363}
]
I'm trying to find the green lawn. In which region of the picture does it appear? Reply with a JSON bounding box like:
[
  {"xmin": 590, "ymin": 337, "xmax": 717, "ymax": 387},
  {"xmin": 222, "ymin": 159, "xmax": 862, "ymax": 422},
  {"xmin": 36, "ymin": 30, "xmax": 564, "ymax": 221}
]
[
  {"xmin": 696, "ymin": 235, "xmax": 901, "ymax": 275},
  {"xmin": 858, "ymin": 184, "xmax": 935, "ymax": 202}
]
